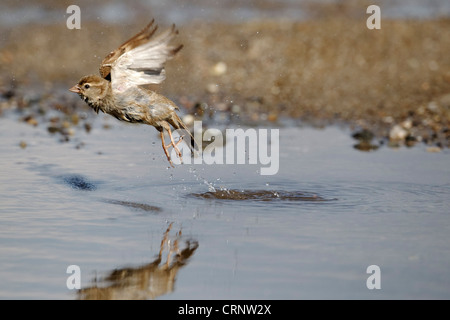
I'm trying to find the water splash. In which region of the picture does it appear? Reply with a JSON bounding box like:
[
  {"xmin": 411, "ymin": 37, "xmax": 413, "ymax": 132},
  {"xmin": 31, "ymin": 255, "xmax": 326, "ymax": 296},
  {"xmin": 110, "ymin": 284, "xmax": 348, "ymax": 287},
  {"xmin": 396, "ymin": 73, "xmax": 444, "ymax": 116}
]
[{"xmin": 187, "ymin": 166, "xmax": 217, "ymax": 193}]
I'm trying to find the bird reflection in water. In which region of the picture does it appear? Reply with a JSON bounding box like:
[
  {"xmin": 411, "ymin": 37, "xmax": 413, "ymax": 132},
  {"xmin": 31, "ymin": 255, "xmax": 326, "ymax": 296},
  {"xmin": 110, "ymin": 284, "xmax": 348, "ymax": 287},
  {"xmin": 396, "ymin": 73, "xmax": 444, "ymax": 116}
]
[{"xmin": 77, "ymin": 223, "xmax": 198, "ymax": 300}]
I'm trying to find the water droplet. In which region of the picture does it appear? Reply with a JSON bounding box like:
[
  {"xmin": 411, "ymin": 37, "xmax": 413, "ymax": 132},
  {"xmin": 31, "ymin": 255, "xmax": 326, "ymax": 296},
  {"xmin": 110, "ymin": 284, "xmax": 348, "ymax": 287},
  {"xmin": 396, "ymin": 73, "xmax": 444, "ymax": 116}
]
[{"xmin": 203, "ymin": 179, "xmax": 216, "ymax": 193}]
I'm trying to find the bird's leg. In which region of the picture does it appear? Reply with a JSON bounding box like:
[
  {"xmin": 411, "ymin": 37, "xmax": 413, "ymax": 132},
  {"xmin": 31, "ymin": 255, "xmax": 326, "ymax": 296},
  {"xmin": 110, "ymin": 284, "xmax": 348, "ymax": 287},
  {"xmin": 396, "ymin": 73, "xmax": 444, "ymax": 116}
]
[
  {"xmin": 159, "ymin": 222, "xmax": 173, "ymax": 260},
  {"xmin": 166, "ymin": 128, "xmax": 184, "ymax": 161},
  {"xmin": 160, "ymin": 131, "xmax": 174, "ymax": 167}
]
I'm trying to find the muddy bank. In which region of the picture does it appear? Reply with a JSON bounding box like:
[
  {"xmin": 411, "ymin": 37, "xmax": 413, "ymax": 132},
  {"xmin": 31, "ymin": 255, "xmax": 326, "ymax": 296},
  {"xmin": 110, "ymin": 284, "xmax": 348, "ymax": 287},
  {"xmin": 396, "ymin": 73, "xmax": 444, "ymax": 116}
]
[{"xmin": 1, "ymin": 18, "xmax": 449, "ymax": 149}]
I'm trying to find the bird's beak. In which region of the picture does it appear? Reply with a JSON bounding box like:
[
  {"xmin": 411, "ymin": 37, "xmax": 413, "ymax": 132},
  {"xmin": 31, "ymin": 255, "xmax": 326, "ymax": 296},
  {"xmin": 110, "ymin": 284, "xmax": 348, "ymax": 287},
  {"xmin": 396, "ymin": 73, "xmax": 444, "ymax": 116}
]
[{"xmin": 69, "ymin": 85, "xmax": 81, "ymax": 93}]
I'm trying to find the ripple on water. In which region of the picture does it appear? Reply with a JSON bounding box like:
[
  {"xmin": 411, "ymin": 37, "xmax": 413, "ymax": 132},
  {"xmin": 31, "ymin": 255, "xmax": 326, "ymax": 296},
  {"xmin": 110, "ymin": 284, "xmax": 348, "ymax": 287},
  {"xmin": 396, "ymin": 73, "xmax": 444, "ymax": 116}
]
[
  {"xmin": 61, "ymin": 174, "xmax": 97, "ymax": 191},
  {"xmin": 102, "ymin": 199, "xmax": 162, "ymax": 213}
]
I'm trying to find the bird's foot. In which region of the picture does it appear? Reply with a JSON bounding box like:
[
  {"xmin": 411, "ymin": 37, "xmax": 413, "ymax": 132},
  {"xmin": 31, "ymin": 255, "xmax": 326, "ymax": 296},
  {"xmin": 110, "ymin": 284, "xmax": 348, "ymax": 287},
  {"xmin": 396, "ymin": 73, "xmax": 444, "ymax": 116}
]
[{"xmin": 166, "ymin": 135, "xmax": 184, "ymax": 161}]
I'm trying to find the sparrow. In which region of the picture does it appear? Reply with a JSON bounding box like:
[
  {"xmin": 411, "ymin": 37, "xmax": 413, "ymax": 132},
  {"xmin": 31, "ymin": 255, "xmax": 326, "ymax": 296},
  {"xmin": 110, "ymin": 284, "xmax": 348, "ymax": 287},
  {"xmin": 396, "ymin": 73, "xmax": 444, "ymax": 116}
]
[{"xmin": 69, "ymin": 20, "xmax": 196, "ymax": 166}]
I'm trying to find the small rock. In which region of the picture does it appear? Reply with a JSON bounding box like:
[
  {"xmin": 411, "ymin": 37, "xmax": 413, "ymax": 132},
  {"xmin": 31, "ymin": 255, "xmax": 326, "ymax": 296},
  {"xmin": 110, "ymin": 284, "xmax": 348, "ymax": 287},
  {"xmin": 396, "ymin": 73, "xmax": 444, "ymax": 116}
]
[
  {"xmin": 270, "ymin": 86, "xmax": 281, "ymax": 95},
  {"xmin": 49, "ymin": 116, "xmax": 60, "ymax": 123},
  {"xmin": 84, "ymin": 123, "xmax": 92, "ymax": 133},
  {"xmin": 389, "ymin": 125, "xmax": 408, "ymax": 141},
  {"xmin": 382, "ymin": 116, "xmax": 394, "ymax": 124},
  {"xmin": 215, "ymin": 102, "xmax": 228, "ymax": 112},
  {"xmin": 65, "ymin": 127, "xmax": 75, "ymax": 136},
  {"xmin": 182, "ymin": 114, "xmax": 195, "ymax": 127},
  {"xmin": 400, "ymin": 119, "xmax": 412, "ymax": 130},
  {"xmin": 438, "ymin": 94, "xmax": 450, "ymax": 108},
  {"xmin": 71, "ymin": 114, "xmax": 79, "ymax": 125},
  {"xmin": 22, "ymin": 115, "xmax": 38, "ymax": 126},
  {"xmin": 353, "ymin": 141, "xmax": 379, "ymax": 152},
  {"xmin": 405, "ymin": 135, "xmax": 417, "ymax": 147},
  {"xmin": 206, "ymin": 83, "xmax": 219, "ymax": 94},
  {"xmin": 61, "ymin": 121, "xmax": 71, "ymax": 129},
  {"xmin": 352, "ymin": 129, "xmax": 374, "ymax": 141},
  {"xmin": 426, "ymin": 146, "xmax": 441, "ymax": 153},
  {"xmin": 194, "ymin": 103, "xmax": 206, "ymax": 117},
  {"xmin": 19, "ymin": 141, "xmax": 27, "ymax": 149},
  {"xmin": 2, "ymin": 89, "xmax": 15, "ymax": 99},
  {"xmin": 211, "ymin": 62, "xmax": 227, "ymax": 76},
  {"xmin": 267, "ymin": 112, "xmax": 278, "ymax": 122},
  {"xmin": 416, "ymin": 106, "xmax": 426, "ymax": 115},
  {"xmin": 427, "ymin": 101, "xmax": 439, "ymax": 113},
  {"xmin": 47, "ymin": 126, "xmax": 60, "ymax": 134},
  {"xmin": 231, "ymin": 104, "xmax": 241, "ymax": 114}
]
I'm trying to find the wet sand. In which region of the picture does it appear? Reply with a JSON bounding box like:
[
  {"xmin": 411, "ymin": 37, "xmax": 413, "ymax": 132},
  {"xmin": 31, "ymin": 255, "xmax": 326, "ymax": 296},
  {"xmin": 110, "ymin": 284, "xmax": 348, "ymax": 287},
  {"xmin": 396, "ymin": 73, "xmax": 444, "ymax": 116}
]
[{"xmin": 1, "ymin": 17, "xmax": 449, "ymax": 149}]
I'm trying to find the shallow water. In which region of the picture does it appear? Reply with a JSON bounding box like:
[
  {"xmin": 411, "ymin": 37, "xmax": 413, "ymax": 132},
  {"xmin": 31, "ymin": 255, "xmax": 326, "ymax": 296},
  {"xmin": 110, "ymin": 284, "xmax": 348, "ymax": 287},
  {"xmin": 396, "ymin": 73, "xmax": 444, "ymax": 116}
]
[{"xmin": 0, "ymin": 114, "xmax": 449, "ymax": 299}]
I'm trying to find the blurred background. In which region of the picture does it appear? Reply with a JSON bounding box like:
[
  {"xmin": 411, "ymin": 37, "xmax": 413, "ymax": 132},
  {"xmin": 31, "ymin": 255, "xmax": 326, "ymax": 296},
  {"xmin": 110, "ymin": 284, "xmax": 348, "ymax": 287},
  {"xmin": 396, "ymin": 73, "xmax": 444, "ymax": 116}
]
[{"xmin": 1, "ymin": 0, "xmax": 449, "ymax": 147}]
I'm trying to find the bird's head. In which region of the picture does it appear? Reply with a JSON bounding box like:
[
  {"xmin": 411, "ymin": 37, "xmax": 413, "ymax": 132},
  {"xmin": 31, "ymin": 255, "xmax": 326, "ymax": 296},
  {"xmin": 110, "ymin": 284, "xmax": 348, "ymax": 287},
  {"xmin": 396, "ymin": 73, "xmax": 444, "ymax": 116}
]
[{"xmin": 69, "ymin": 75, "xmax": 109, "ymax": 106}]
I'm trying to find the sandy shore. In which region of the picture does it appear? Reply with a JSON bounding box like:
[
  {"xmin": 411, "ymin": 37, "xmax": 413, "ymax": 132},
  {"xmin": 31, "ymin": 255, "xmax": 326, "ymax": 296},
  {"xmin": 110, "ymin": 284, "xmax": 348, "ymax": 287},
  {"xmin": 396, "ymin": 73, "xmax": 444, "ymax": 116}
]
[{"xmin": 1, "ymin": 17, "xmax": 449, "ymax": 149}]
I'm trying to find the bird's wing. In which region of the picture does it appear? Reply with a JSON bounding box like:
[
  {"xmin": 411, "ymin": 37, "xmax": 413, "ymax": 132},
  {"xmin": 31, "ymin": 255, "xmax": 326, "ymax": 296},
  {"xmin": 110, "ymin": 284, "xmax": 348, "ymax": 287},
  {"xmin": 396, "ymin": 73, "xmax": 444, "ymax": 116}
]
[
  {"xmin": 99, "ymin": 19, "xmax": 158, "ymax": 79},
  {"xmin": 101, "ymin": 21, "xmax": 183, "ymax": 93}
]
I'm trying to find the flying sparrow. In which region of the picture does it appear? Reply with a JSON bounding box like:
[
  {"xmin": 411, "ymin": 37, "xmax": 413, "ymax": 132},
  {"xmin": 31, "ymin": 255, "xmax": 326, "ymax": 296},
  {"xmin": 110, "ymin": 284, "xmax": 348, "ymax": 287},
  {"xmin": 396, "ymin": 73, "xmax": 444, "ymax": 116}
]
[{"xmin": 69, "ymin": 20, "xmax": 196, "ymax": 166}]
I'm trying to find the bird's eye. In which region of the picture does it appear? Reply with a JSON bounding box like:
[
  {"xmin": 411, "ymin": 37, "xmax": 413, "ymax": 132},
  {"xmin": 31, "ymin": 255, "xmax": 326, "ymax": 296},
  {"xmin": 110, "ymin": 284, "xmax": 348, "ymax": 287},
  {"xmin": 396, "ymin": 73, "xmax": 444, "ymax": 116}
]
[{"xmin": 84, "ymin": 84, "xmax": 90, "ymax": 89}]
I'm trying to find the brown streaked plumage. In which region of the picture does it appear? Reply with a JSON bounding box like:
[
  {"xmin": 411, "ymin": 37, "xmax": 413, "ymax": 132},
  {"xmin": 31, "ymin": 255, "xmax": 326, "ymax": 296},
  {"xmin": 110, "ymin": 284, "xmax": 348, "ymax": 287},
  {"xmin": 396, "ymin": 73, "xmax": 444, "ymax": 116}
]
[{"xmin": 69, "ymin": 20, "xmax": 194, "ymax": 166}]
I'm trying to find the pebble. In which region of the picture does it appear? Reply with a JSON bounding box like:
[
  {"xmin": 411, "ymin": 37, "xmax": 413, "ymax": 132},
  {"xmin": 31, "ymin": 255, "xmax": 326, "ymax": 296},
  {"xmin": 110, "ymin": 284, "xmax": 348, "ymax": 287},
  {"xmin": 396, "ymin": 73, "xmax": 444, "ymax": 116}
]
[
  {"xmin": 426, "ymin": 146, "xmax": 441, "ymax": 153},
  {"xmin": 182, "ymin": 114, "xmax": 195, "ymax": 127},
  {"xmin": 400, "ymin": 119, "xmax": 412, "ymax": 130},
  {"xmin": 352, "ymin": 129, "xmax": 374, "ymax": 141},
  {"xmin": 382, "ymin": 116, "xmax": 394, "ymax": 124},
  {"xmin": 206, "ymin": 83, "xmax": 219, "ymax": 94},
  {"xmin": 405, "ymin": 135, "xmax": 417, "ymax": 147},
  {"xmin": 84, "ymin": 123, "xmax": 92, "ymax": 133},
  {"xmin": 211, "ymin": 62, "xmax": 227, "ymax": 76},
  {"xmin": 427, "ymin": 101, "xmax": 439, "ymax": 113},
  {"xmin": 47, "ymin": 126, "xmax": 60, "ymax": 134},
  {"xmin": 22, "ymin": 115, "xmax": 38, "ymax": 126},
  {"xmin": 389, "ymin": 125, "xmax": 408, "ymax": 141},
  {"xmin": 267, "ymin": 113, "xmax": 278, "ymax": 122},
  {"xmin": 230, "ymin": 104, "xmax": 241, "ymax": 114},
  {"xmin": 353, "ymin": 142, "xmax": 379, "ymax": 152}
]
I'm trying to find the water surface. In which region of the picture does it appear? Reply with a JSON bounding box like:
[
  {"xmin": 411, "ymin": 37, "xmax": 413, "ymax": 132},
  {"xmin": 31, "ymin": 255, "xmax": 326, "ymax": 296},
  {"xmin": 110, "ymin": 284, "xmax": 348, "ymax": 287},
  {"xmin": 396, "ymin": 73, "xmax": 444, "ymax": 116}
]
[
  {"xmin": 0, "ymin": 116, "xmax": 449, "ymax": 299},
  {"xmin": 1, "ymin": 0, "xmax": 450, "ymax": 27}
]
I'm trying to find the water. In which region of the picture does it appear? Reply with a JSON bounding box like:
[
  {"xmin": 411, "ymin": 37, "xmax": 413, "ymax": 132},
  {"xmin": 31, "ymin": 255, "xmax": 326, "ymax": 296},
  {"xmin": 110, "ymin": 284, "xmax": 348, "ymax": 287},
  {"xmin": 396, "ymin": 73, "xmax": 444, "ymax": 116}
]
[
  {"xmin": 1, "ymin": 0, "xmax": 450, "ymax": 28},
  {"xmin": 0, "ymin": 115, "xmax": 449, "ymax": 299}
]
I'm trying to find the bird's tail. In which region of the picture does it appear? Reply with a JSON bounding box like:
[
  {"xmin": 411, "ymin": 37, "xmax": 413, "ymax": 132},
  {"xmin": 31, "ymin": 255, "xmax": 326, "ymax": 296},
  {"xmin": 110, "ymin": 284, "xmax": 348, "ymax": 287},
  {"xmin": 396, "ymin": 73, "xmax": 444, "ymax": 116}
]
[{"xmin": 170, "ymin": 113, "xmax": 200, "ymax": 155}]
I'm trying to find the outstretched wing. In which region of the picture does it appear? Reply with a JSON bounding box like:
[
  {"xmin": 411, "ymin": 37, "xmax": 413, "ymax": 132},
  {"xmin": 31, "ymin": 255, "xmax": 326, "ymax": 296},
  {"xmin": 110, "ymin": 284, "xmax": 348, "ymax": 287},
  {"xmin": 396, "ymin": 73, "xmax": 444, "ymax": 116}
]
[{"xmin": 100, "ymin": 20, "xmax": 183, "ymax": 93}]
